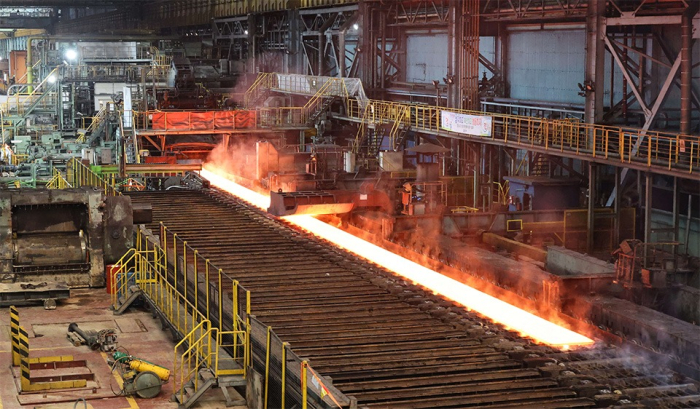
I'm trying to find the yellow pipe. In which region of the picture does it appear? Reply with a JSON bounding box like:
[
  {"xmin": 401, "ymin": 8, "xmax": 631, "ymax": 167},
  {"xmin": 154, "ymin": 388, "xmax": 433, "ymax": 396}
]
[{"xmin": 129, "ymin": 358, "xmax": 170, "ymax": 381}]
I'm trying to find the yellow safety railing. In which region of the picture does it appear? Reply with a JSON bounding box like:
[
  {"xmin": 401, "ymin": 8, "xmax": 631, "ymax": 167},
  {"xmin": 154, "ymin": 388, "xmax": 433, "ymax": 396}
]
[
  {"xmin": 494, "ymin": 180, "xmax": 510, "ymax": 206},
  {"xmin": 11, "ymin": 154, "xmax": 29, "ymax": 166},
  {"xmin": 0, "ymin": 66, "xmax": 60, "ymax": 116},
  {"xmin": 149, "ymin": 46, "xmax": 172, "ymax": 67},
  {"xmin": 174, "ymin": 320, "xmax": 213, "ymax": 403},
  {"xmin": 112, "ymin": 223, "xmax": 346, "ymax": 407},
  {"xmin": 300, "ymin": 77, "xmax": 349, "ymax": 123},
  {"xmin": 389, "ymin": 105, "xmax": 411, "ymax": 151},
  {"xmin": 45, "ymin": 167, "xmax": 71, "ymax": 189},
  {"xmin": 300, "ymin": 361, "xmax": 343, "ymax": 409},
  {"xmin": 67, "ymin": 157, "xmax": 122, "ymax": 196},
  {"xmin": 157, "ymin": 223, "xmax": 250, "ymax": 334},
  {"xmin": 63, "ymin": 65, "xmax": 169, "ymax": 83},
  {"xmin": 244, "ymin": 72, "xmax": 275, "ymax": 108},
  {"xmin": 346, "ymin": 98, "xmax": 700, "ymax": 176},
  {"xmin": 112, "ymin": 229, "xmax": 250, "ymax": 404},
  {"xmin": 158, "ymin": 223, "xmax": 253, "ymax": 386},
  {"xmin": 77, "ymin": 104, "xmax": 111, "ymax": 143},
  {"xmin": 245, "ymin": 73, "xmax": 352, "ymax": 126},
  {"xmin": 351, "ymin": 105, "xmax": 372, "ymax": 154}
]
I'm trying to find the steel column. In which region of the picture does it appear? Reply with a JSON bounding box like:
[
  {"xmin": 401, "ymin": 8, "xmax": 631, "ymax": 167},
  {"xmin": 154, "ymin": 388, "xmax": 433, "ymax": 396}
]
[
  {"xmin": 680, "ymin": 9, "xmax": 693, "ymax": 134},
  {"xmin": 672, "ymin": 176, "xmax": 679, "ymax": 242},
  {"xmin": 446, "ymin": 0, "xmax": 460, "ymax": 109},
  {"xmin": 460, "ymin": 0, "xmax": 479, "ymax": 110},
  {"xmin": 587, "ymin": 162, "xmax": 596, "ymax": 253},
  {"xmin": 644, "ymin": 172, "xmax": 652, "ymax": 245},
  {"xmin": 613, "ymin": 166, "xmax": 621, "ymax": 247},
  {"xmin": 584, "ymin": 0, "xmax": 606, "ymax": 124}
]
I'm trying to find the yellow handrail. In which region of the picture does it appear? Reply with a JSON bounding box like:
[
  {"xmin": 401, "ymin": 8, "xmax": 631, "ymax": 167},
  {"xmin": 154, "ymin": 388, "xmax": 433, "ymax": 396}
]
[
  {"xmin": 112, "ymin": 228, "xmax": 252, "ymax": 404},
  {"xmin": 174, "ymin": 320, "xmax": 212, "ymax": 403},
  {"xmin": 67, "ymin": 157, "xmax": 122, "ymax": 196},
  {"xmin": 45, "ymin": 167, "xmax": 71, "ymax": 189},
  {"xmin": 244, "ymin": 72, "xmax": 274, "ymax": 108},
  {"xmin": 0, "ymin": 66, "xmax": 61, "ymax": 116},
  {"xmin": 344, "ymin": 98, "xmax": 700, "ymax": 176},
  {"xmin": 11, "ymin": 154, "xmax": 29, "ymax": 166},
  {"xmin": 77, "ymin": 104, "xmax": 110, "ymax": 143}
]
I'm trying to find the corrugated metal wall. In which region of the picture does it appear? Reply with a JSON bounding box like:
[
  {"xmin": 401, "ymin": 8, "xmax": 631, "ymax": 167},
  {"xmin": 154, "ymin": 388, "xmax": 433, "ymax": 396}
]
[
  {"xmin": 406, "ymin": 35, "xmax": 448, "ymax": 83},
  {"xmin": 508, "ymin": 29, "xmax": 585, "ymax": 104},
  {"xmin": 405, "ymin": 34, "xmax": 494, "ymax": 85}
]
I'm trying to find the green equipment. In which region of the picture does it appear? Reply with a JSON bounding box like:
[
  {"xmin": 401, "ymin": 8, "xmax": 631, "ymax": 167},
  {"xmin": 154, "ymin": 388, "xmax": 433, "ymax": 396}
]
[{"xmin": 111, "ymin": 351, "xmax": 170, "ymax": 398}]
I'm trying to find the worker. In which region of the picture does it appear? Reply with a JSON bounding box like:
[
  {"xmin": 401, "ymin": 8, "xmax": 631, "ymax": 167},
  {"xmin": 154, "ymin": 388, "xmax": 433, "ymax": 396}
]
[{"xmin": 1, "ymin": 144, "xmax": 12, "ymax": 164}]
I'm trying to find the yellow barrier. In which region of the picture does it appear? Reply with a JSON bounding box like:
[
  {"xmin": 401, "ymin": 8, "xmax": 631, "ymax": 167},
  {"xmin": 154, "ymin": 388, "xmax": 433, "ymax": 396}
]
[
  {"xmin": 0, "ymin": 66, "xmax": 60, "ymax": 116},
  {"xmin": 67, "ymin": 158, "xmax": 121, "ymax": 196},
  {"xmin": 174, "ymin": 320, "xmax": 212, "ymax": 403},
  {"xmin": 244, "ymin": 72, "xmax": 274, "ymax": 108},
  {"xmin": 11, "ymin": 154, "xmax": 29, "ymax": 166},
  {"xmin": 112, "ymin": 230, "xmax": 250, "ymax": 404},
  {"xmin": 62, "ymin": 65, "xmax": 169, "ymax": 83},
  {"xmin": 345, "ymin": 98, "xmax": 700, "ymax": 176},
  {"xmin": 45, "ymin": 167, "xmax": 71, "ymax": 189}
]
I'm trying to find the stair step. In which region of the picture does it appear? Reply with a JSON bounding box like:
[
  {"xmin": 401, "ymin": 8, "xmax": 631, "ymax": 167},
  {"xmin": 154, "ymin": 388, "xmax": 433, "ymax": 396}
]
[{"xmin": 199, "ymin": 368, "xmax": 215, "ymax": 382}]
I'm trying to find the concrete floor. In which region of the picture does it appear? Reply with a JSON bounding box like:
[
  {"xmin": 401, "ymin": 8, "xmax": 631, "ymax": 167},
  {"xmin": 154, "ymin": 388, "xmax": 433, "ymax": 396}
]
[{"xmin": 0, "ymin": 288, "xmax": 246, "ymax": 409}]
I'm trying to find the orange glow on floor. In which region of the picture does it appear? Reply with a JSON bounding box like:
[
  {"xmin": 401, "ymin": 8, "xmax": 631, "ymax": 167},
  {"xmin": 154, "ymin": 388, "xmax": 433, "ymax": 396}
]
[{"xmin": 201, "ymin": 166, "xmax": 595, "ymax": 348}]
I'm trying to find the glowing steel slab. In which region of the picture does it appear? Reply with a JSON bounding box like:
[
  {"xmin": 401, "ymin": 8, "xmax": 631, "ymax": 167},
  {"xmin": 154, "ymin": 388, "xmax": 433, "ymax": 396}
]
[{"xmin": 201, "ymin": 167, "xmax": 594, "ymax": 348}]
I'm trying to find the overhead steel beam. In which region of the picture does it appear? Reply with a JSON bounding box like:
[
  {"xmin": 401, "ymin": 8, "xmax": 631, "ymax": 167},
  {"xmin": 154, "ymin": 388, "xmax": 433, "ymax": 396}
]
[
  {"xmin": 0, "ymin": 0, "xmax": 137, "ymax": 4},
  {"xmin": 0, "ymin": 17, "xmax": 51, "ymax": 29},
  {"xmin": 607, "ymin": 14, "xmax": 683, "ymax": 26}
]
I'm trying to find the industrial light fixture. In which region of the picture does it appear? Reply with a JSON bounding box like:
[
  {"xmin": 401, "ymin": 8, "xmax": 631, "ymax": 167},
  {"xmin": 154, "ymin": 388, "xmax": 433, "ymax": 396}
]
[
  {"xmin": 244, "ymin": 30, "xmax": 249, "ymax": 35},
  {"xmin": 64, "ymin": 48, "xmax": 78, "ymax": 61},
  {"xmin": 577, "ymin": 80, "xmax": 594, "ymax": 97},
  {"xmin": 352, "ymin": 23, "xmax": 359, "ymax": 31},
  {"xmin": 47, "ymin": 74, "xmax": 57, "ymax": 84}
]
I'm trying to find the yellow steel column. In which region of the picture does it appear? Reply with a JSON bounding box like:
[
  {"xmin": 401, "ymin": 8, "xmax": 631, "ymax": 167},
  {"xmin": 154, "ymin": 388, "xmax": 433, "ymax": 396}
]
[
  {"xmin": 301, "ymin": 361, "xmax": 308, "ymax": 409},
  {"xmin": 218, "ymin": 269, "xmax": 223, "ymax": 331},
  {"xmin": 205, "ymin": 260, "xmax": 210, "ymax": 319},
  {"xmin": 281, "ymin": 342, "xmax": 289, "ymax": 409},
  {"xmin": 264, "ymin": 326, "xmax": 271, "ymax": 409}
]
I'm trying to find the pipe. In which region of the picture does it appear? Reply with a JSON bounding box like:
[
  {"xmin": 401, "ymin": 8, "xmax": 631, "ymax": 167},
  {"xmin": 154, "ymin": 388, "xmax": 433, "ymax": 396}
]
[
  {"xmin": 68, "ymin": 322, "xmax": 99, "ymax": 350},
  {"xmin": 680, "ymin": 9, "xmax": 692, "ymax": 134}
]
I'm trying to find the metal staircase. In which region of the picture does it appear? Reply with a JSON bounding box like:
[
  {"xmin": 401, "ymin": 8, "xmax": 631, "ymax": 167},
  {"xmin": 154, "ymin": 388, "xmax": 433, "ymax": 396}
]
[
  {"xmin": 109, "ymin": 228, "xmax": 250, "ymax": 409},
  {"xmin": 77, "ymin": 104, "xmax": 109, "ymax": 144},
  {"xmin": 531, "ymin": 153, "xmax": 551, "ymax": 176},
  {"xmin": 1, "ymin": 67, "xmax": 61, "ymax": 142},
  {"xmin": 243, "ymin": 72, "xmax": 273, "ymax": 108}
]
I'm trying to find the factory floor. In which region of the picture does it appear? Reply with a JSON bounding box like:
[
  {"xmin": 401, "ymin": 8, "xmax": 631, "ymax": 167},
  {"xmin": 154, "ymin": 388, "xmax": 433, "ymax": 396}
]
[{"xmin": 0, "ymin": 289, "xmax": 246, "ymax": 409}]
